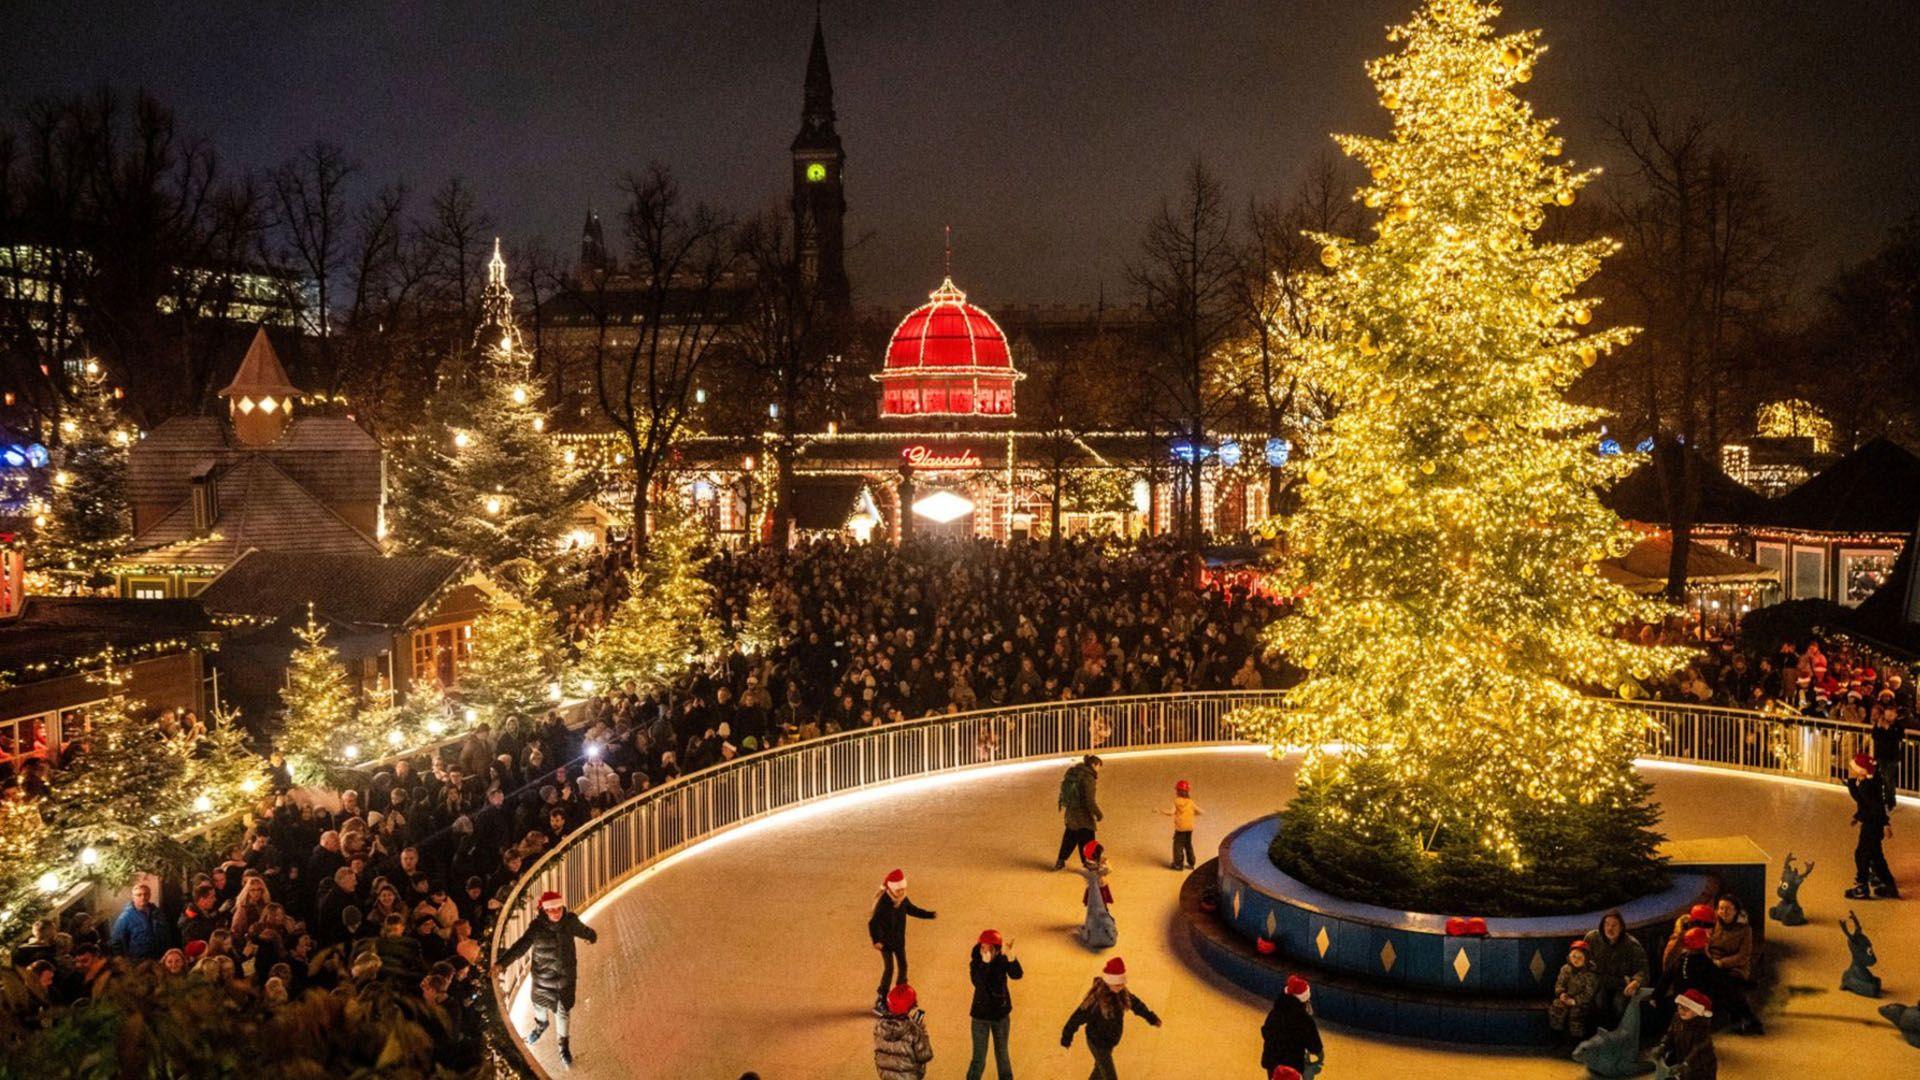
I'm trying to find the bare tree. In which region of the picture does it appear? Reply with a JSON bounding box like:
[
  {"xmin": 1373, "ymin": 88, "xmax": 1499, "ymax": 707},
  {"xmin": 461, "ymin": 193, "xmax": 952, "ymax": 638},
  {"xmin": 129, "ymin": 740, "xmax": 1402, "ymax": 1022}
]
[
  {"xmin": 587, "ymin": 165, "xmax": 744, "ymax": 547},
  {"xmin": 726, "ymin": 208, "xmax": 845, "ymax": 551},
  {"xmin": 270, "ymin": 141, "xmax": 357, "ymax": 392},
  {"xmin": 1233, "ymin": 157, "xmax": 1359, "ymax": 515},
  {"xmin": 1604, "ymin": 102, "xmax": 1796, "ymax": 597},
  {"xmin": 419, "ymin": 176, "xmax": 493, "ymax": 352},
  {"xmin": 1128, "ymin": 158, "xmax": 1246, "ymax": 547}
]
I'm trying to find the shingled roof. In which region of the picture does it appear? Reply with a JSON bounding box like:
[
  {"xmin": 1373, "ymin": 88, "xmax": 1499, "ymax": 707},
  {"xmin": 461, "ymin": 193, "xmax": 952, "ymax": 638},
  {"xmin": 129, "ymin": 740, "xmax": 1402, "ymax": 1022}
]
[
  {"xmin": 196, "ymin": 551, "xmax": 470, "ymax": 628},
  {"xmin": 1603, "ymin": 453, "xmax": 1766, "ymax": 526},
  {"xmin": 219, "ymin": 327, "xmax": 303, "ymax": 400},
  {"xmin": 129, "ymin": 415, "xmax": 380, "ymax": 513},
  {"xmin": 120, "ymin": 457, "xmax": 379, "ymax": 568},
  {"xmin": 1752, "ymin": 437, "xmax": 1920, "ymax": 535},
  {"xmin": 0, "ymin": 597, "xmax": 214, "ymax": 676}
]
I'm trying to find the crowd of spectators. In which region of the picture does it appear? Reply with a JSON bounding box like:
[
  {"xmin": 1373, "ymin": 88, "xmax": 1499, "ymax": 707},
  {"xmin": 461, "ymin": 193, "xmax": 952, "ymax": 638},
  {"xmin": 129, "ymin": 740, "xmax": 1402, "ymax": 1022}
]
[{"xmin": 3, "ymin": 536, "xmax": 1283, "ymax": 1068}]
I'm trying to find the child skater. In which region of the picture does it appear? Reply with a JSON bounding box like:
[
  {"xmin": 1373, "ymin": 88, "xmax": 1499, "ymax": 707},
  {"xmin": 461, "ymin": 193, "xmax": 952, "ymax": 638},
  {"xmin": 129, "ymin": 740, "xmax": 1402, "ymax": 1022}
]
[{"xmin": 1158, "ymin": 780, "xmax": 1202, "ymax": 870}]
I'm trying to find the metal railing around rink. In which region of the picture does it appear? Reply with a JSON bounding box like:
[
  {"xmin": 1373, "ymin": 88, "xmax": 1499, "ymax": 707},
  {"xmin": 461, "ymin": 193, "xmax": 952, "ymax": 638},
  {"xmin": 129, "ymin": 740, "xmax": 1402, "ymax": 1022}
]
[{"xmin": 482, "ymin": 690, "xmax": 1917, "ymax": 1077}]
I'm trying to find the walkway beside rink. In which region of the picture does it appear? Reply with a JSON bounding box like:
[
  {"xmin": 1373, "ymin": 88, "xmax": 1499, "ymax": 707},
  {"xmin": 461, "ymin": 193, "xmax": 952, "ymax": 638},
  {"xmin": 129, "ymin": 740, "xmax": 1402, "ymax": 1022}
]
[{"xmin": 515, "ymin": 747, "xmax": 1920, "ymax": 1078}]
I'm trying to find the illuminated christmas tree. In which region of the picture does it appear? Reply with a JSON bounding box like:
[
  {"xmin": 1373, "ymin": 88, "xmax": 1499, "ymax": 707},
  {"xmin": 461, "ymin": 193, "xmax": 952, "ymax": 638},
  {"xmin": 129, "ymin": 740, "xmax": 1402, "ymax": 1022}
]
[
  {"xmin": 1232, "ymin": 0, "xmax": 1693, "ymax": 911},
  {"xmin": 35, "ymin": 359, "xmax": 134, "ymax": 590},
  {"xmin": 389, "ymin": 241, "xmax": 583, "ymax": 570},
  {"xmin": 582, "ymin": 514, "xmax": 717, "ymax": 694},
  {"xmin": 461, "ymin": 564, "xmax": 564, "ymax": 730},
  {"xmin": 277, "ymin": 608, "xmax": 359, "ymax": 780}
]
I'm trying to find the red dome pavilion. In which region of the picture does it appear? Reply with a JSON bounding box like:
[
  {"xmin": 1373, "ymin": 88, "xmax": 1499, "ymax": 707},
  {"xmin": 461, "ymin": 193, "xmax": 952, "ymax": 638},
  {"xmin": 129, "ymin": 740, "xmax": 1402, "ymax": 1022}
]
[{"xmin": 874, "ymin": 276, "xmax": 1022, "ymax": 418}]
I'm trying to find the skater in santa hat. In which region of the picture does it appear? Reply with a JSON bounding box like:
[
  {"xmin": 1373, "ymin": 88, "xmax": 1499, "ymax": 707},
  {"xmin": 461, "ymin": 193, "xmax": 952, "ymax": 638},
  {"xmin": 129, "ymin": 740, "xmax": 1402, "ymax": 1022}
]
[
  {"xmin": 868, "ymin": 869, "xmax": 937, "ymax": 1016},
  {"xmin": 1061, "ymin": 957, "xmax": 1161, "ymax": 1079},
  {"xmin": 497, "ymin": 889, "xmax": 598, "ymax": 1067},
  {"xmin": 1261, "ymin": 974, "xmax": 1324, "ymax": 1078}
]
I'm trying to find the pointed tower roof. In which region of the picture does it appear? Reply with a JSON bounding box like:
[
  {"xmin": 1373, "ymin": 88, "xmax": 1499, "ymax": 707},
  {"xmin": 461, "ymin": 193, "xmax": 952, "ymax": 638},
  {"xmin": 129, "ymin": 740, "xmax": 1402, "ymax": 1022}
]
[
  {"xmin": 793, "ymin": 8, "xmax": 841, "ymax": 152},
  {"xmin": 219, "ymin": 328, "xmax": 301, "ymax": 400},
  {"xmin": 475, "ymin": 237, "xmax": 520, "ymax": 357}
]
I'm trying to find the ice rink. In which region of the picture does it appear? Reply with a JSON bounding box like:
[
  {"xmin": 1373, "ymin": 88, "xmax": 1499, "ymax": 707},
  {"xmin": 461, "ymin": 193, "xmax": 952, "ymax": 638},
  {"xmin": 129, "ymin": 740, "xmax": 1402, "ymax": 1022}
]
[{"xmin": 512, "ymin": 746, "xmax": 1920, "ymax": 1078}]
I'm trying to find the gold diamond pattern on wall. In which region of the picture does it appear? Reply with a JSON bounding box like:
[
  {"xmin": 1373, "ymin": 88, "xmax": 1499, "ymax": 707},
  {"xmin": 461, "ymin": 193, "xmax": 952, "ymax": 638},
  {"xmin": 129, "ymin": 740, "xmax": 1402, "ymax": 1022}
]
[
  {"xmin": 1264, "ymin": 911, "xmax": 1278, "ymax": 939},
  {"xmin": 1315, "ymin": 926, "xmax": 1331, "ymax": 959},
  {"xmin": 1379, "ymin": 939, "xmax": 1397, "ymax": 973},
  {"xmin": 1232, "ymin": 889, "xmax": 1242, "ymax": 919},
  {"xmin": 1529, "ymin": 950, "xmax": 1546, "ymax": 983},
  {"xmin": 1452, "ymin": 947, "xmax": 1472, "ymax": 983}
]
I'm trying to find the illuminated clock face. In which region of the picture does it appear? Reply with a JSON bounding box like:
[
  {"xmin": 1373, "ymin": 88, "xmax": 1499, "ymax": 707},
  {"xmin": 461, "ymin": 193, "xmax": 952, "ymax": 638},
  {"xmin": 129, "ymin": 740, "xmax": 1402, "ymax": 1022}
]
[{"xmin": 806, "ymin": 162, "xmax": 827, "ymax": 183}]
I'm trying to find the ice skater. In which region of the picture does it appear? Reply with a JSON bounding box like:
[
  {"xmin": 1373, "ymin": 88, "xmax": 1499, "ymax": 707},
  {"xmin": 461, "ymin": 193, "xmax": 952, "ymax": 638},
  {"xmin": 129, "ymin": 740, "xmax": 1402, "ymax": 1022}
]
[
  {"xmin": 497, "ymin": 889, "xmax": 599, "ymax": 1067},
  {"xmin": 874, "ymin": 983, "xmax": 935, "ymax": 1079},
  {"xmin": 1846, "ymin": 752, "xmax": 1899, "ymax": 900},
  {"xmin": 1056, "ymin": 755, "xmax": 1103, "ymax": 870},
  {"xmin": 1157, "ymin": 779, "xmax": 1202, "ymax": 870},
  {"xmin": 1061, "ymin": 957, "xmax": 1160, "ymax": 1080},
  {"xmin": 1260, "ymin": 975, "xmax": 1323, "ymax": 1079},
  {"xmin": 869, "ymin": 869, "xmax": 937, "ymax": 1015},
  {"xmin": 1077, "ymin": 841, "xmax": 1117, "ymax": 950},
  {"xmin": 965, "ymin": 930, "xmax": 1023, "ymax": 1080}
]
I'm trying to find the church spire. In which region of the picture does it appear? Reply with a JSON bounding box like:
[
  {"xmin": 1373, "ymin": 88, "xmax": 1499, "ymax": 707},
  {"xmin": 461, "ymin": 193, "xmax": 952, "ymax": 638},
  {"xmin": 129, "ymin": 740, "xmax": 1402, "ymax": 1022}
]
[
  {"xmin": 474, "ymin": 238, "xmax": 519, "ymax": 361},
  {"xmin": 795, "ymin": 6, "xmax": 839, "ymax": 151}
]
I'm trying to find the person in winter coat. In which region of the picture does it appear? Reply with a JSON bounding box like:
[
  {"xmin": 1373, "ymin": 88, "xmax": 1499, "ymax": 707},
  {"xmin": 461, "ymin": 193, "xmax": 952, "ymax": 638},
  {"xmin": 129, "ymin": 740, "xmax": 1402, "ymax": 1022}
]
[
  {"xmin": 1077, "ymin": 842, "xmax": 1117, "ymax": 950},
  {"xmin": 1158, "ymin": 780, "xmax": 1202, "ymax": 871},
  {"xmin": 1583, "ymin": 909, "xmax": 1650, "ymax": 1026},
  {"xmin": 1060, "ymin": 958, "xmax": 1160, "ymax": 1080},
  {"xmin": 1652, "ymin": 989, "xmax": 1717, "ymax": 1080},
  {"xmin": 1705, "ymin": 894, "xmax": 1762, "ymax": 1034},
  {"xmin": 1260, "ymin": 975, "xmax": 1323, "ymax": 1077},
  {"xmin": 110, "ymin": 884, "xmax": 170, "ymax": 961},
  {"xmin": 1548, "ymin": 940, "xmax": 1601, "ymax": 1038},
  {"xmin": 869, "ymin": 869, "xmax": 937, "ymax": 1015},
  {"xmin": 874, "ymin": 983, "xmax": 935, "ymax": 1080},
  {"xmin": 966, "ymin": 930, "xmax": 1023, "ymax": 1080},
  {"xmin": 1055, "ymin": 755, "xmax": 1103, "ymax": 870},
  {"xmin": 1846, "ymin": 752, "xmax": 1898, "ymax": 899},
  {"xmin": 497, "ymin": 889, "xmax": 599, "ymax": 1066}
]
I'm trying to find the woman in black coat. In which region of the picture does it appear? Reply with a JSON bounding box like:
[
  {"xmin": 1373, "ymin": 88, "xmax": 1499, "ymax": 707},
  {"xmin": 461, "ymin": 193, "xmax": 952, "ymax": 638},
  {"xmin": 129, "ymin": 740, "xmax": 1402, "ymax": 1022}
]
[
  {"xmin": 965, "ymin": 931, "xmax": 1023, "ymax": 1080},
  {"xmin": 1260, "ymin": 976, "xmax": 1323, "ymax": 1076},
  {"xmin": 498, "ymin": 890, "xmax": 598, "ymax": 1066}
]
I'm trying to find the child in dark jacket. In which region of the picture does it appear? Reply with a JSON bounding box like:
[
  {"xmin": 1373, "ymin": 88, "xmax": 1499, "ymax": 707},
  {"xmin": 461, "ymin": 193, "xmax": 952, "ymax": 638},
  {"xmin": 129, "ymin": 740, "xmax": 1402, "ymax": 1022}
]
[
  {"xmin": 869, "ymin": 869, "xmax": 936, "ymax": 1016},
  {"xmin": 1061, "ymin": 958, "xmax": 1160, "ymax": 1078}
]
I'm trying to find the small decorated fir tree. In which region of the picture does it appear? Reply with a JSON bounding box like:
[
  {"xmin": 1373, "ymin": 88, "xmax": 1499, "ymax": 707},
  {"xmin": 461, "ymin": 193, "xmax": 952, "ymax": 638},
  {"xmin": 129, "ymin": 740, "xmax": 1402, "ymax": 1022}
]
[
  {"xmin": 1231, "ymin": 0, "xmax": 1693, "ymax": 912},
  {"xmin": 581, "ymin": 514, "xmax": 718, "ymax": 694},
  {"xmin": 35, "ymin": 359, "xmax": 133, "ymax": 590},
  {"xmin": 461, "ymin": 564, "xmax": 564, "ymax": 731},
  {"xmin": 277, "ymin": 608, "xmax": 358, "ymax": 780}
]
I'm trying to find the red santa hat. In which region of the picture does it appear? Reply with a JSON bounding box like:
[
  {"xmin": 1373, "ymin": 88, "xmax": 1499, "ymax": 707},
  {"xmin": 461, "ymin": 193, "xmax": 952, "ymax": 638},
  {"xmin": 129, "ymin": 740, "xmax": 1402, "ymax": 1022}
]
[
  {"xmin": 1101, "ymin": 957, "xmax": 1127, "ymax": 988},
  {"xmin": 1271, "ymin": 1069, "xmax": 1303, "ymax": 1080},
  {"xmin": 886, "ymin": 983, "xmax": 918, "ymax": 1015},
  {"xmin": 1688, "ymin": 903, "xmax": 1714, "ymax": 925},
  {"xmin": 184, "ymin": 939, "xmax": 207, "ymax": 960},
  {"xmin": 1569, "ymin": 939, "xmax": 1590, "ymax": 953},
  {"xmin": 1852, "ymin": 752, "xmax": 1877, "ymax": 777},
  {"xmin": 1682, "ymin": 927, "xmax": 1711, "ymax": 952},
  {"xmin": 1082, "ymin": 840, "xmax": 1103, "ymax": 862},
  {"xmin": 978, "ymin": 929, "xmax": 1003, "ymax": 947},
  {"xmin": 537, "ymin": 890, "xmax": 563, "ymax": 908},
  {"xmin": 1175, "ymin": 780, "xmax": 1191, "ymax": 793},
  {"xmin": 1675, "ymin": 989, "xmax": 1713, "ymax": 1018},
  {"xmin": 884, "ymin": 869, "xmax": 907, "ymax": 892},
  {"xmin": 1285, "ymin": 974, "xmax": 1311, "ymax": 1001}
]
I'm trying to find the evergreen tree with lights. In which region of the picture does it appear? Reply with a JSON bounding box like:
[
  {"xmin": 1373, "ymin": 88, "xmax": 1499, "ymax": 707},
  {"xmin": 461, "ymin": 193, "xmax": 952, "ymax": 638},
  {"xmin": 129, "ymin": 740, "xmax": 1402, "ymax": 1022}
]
[
  {"xmin": 1232, "ymin": 0, "xmax": 1694, "ymax": 914},
  {"xmin": 388, "ymin": 241, "xmax": 583, "ymax": 570},
  {"xmin": 461, "ymin": 562, "xmax": 564, "ymax": 731},
  {"xmin": 277, "ymin": 608, "xmax": 359, "ymax": 781},
  {"xmin": 35, "ymin": 359, "xmax": 134, "ymax": 590},
  {"xmin": 582, "ymin": 513, "xmax": 718, "ymax": 695}
]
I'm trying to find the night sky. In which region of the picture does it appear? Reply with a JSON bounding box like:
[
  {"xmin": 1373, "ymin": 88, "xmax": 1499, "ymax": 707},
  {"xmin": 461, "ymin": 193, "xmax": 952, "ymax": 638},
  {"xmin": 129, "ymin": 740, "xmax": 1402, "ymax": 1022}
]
[{"xmin": 3, "ymin": 1, "xmax": 1916, "ymax": 306}]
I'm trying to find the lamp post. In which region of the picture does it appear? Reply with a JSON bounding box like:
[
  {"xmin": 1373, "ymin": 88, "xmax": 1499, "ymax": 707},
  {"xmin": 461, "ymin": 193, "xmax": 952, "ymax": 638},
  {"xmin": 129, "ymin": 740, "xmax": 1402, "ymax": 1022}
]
[{"xmin": 741, "ymin": 455, "xmax": 756, "ymax": 548}]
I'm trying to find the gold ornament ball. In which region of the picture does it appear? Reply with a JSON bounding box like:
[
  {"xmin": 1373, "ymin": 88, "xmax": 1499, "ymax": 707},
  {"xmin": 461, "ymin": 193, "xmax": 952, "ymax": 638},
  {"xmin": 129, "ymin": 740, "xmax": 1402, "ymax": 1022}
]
[
  {"xmin": 1320, "ymin": 245, "xmax": 1342, "ymax": 268},
  {"xmin": 1555, "ymin": 190, "xmax": 1575, "ymax": 207},
  {"xmin": 1419, "ymin": 460, "xmax": 1437, "ymax": 476},
  {"xmin": 1514, "ymin": 65, "xmax": 1533, "ymax": 84},
  {"xmin": 1502, "ymin": 45, "xmax": 1524, "ymax": 67},
  {"xmin": 1383, "ymin": 92, "xmax": 1401, "ymax": 110},
  {"xmin": 1384, "ymin": 476, "xmax": 1408, "ymax": 496},
  {"xmin": 1574, "ymin": 307, "xmax": 1593, "ymax": 326},
  {"xmin": 1579, "ymin": 345, "xmax": 1598, "ymax": 368}
]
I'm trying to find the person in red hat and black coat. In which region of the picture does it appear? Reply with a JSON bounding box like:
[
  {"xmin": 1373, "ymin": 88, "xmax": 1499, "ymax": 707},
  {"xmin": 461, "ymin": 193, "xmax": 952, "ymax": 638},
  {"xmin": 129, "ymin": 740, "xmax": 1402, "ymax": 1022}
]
[
  {"xmin": 869, "ymin": 869, "xmax": 937, "ymax": 1016},
  {"xmin": 1260, "ymin": 974, "xmax": 1323, "ymax": 1078},
  {"xmin": 498, "ymin": 889, "xmax": 598, "ymax": 1066},
  {"xmin": 1846, "ymin": 752, "xmax": 1899, "ymax": 900},
  {"xmin": 1061, "ymin": 957, "xmax": 1160, "ymax": 1079},
  {"xmin": 965, "ymin": 930, "xmax": 1022, "ymax": 1080}
]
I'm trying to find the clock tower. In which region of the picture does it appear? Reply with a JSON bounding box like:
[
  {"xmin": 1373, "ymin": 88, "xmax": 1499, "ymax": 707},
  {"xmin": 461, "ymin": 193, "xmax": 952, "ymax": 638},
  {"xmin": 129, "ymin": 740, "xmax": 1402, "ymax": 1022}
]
[{"xmin": 791, "ymin": 10, "xmax": 849, "ymax": 312}]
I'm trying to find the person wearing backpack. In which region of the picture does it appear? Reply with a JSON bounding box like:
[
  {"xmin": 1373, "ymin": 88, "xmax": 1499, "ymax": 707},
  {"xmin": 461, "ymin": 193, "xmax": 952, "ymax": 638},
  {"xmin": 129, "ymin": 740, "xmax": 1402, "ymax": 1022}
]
[{"xmin": 1055, "ymin": 755, "xmax": 1103, "ymax": 871}]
